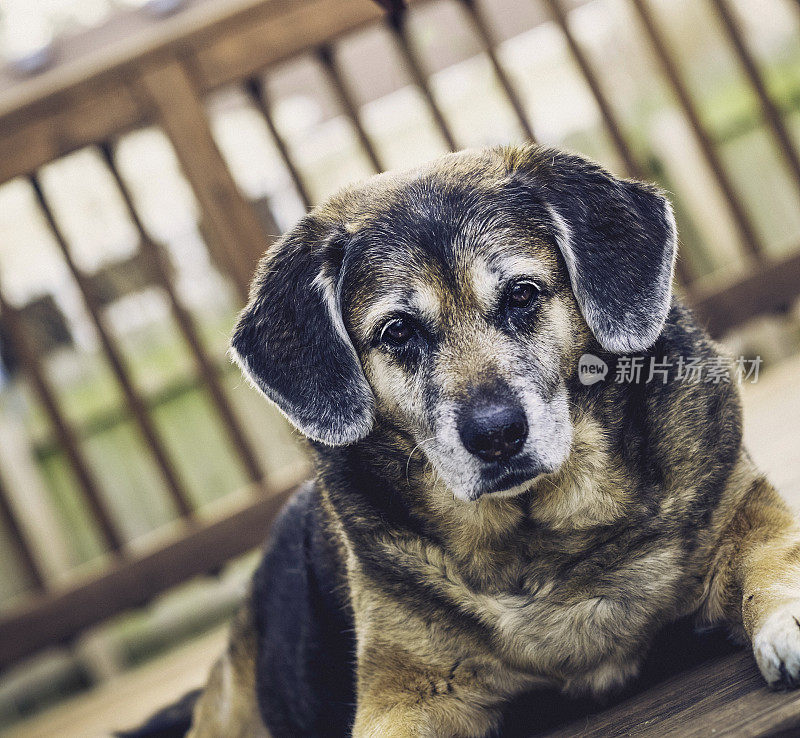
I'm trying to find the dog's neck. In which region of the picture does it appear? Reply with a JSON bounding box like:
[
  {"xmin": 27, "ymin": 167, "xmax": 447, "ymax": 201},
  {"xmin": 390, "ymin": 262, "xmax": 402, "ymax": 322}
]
[{"xmin": 315, "ymin": 400, "xmax": 633, "ymax": 581}]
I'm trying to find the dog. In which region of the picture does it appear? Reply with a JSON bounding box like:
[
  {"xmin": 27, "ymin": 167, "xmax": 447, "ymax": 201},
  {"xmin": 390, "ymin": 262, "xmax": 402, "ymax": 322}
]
[{"xmin": 127, "ymin": 144, "xmax": 800, "ymax": 738}]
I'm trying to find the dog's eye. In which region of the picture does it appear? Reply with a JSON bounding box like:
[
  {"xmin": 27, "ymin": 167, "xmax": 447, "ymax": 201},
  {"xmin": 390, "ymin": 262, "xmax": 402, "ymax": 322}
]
[
  {"xmin": 507, "ymin": 281, "xmax": 539, "ymax": 309},
  {"xmin": 380, "ymin": 317, "xmax": 415, "ymax": 346}
]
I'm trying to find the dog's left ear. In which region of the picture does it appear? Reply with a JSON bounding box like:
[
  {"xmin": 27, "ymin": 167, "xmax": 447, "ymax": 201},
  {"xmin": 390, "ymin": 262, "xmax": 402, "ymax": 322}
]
[
  {"xmin": 230, "ymin": 216, "xmax": 374, "ymax": 446},
  {"xmin": 525, "ymin": 149, "xmax": 678, "ymax": 354}
]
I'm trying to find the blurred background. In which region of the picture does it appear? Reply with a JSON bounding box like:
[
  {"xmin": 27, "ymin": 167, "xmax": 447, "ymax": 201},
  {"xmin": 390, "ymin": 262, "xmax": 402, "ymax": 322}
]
[{"xmin": 0, "ymin": 0, "xmax": 798, "ymax": 734}]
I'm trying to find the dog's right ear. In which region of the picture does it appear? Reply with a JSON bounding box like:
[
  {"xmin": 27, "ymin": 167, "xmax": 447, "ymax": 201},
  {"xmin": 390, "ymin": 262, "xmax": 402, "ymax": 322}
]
[{"xmin": 230, "ymin": 217, "xmax": 374, "ymax": 446}]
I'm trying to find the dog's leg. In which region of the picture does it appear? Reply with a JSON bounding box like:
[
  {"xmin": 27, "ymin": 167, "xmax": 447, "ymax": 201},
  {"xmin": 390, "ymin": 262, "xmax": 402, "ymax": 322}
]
[
  {"xmin": 351, "ymin": 636, "xmax": 514, "ymax": 738},
  {"xmin": 187, "ymin": 604, "xmax": 271, "ymax": 737},
  {"xmin": 707, "ymin": 460, "xmax": 800, "ymax": 689}
]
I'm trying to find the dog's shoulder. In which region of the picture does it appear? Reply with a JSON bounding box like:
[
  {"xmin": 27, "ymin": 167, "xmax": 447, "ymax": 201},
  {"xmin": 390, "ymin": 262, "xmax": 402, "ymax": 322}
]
[
  {"xmin": 251, "ymin": 480, "xmax": 351, "ymax": 630},
  {"xmin": 620, "ymin": 297, "xmax": 745, "ymax": 531},
  {"xmin": 249, "ymin": 481, "xmax": 356, "ymax": 736}
]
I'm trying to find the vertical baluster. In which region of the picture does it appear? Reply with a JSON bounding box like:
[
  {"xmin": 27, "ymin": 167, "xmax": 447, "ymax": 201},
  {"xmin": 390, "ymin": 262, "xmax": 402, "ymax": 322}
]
[
  {"xmin": 137, "ymin": 60, "xmax": 266, "ymax": 300},
  {"xmin": 0, "ymin": 290, "xmax": 124, "ymax": 552},
  {"xmin": 629, "ymin": 0, "xmax": 765, "ymax": 262},
  {"xmin": 386, "ymin": 9, "xmax": 459, "ymax": 152},
  {"xmin": 710, "ymin": 0, "xmax": 800, "ymax": 202},
  {"xmin": 99, "ymin": 142, "xmax": 265, "ymax": 487},
  {"xmin": 544, "ymin": 0, "xmax": 643, "ymax": 179},
  {"xmin": 29, "ymin": 174, "xmax": 195, "ymax": 519},
  {"xmin": 0, "ymin": 456, "xmax": 48, "ymax": 591},
  {"xmin": 459, "ymin": 0, "xmax": 536, "ymax": 141},
  {"xmin": 318, "ymin": 45, "xmax": 386, "ymax": 173},
  {"xmin": 244, "ymin": 77, "xmax": 314, "ymax": 211},
  {"xmin": 544, "ymin": 0, "xmax": 691, "ymax": 285}
]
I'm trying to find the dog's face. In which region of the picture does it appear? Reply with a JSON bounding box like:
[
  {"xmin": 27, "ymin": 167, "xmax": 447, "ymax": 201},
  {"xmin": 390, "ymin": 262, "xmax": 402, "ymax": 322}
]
[
  {"xmin": 232, "ymin": 146, "xmax": 677, "ymax": 502},
  {"xmin": 338, "ymin": 180, "xmax": 581, "ymax": 501}
]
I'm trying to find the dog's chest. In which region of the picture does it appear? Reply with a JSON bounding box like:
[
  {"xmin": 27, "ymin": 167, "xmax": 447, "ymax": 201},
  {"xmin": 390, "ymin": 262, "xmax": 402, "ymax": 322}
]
[{"xmin": 468, "ymin": 542, "xmax": 687, "ymax": 691}]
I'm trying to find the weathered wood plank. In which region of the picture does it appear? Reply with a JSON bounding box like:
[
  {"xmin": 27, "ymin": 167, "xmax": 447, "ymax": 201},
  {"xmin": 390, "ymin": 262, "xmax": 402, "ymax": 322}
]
[
  {"xmin": 540, "ymin": 650, "xmax": 800, "ymax": 737},
  {"xmin": 0, "ymin": 78, "xmax": 142, "ymax": 183},
  {"xmin": 689, "ymin": 249, "xmax": 800, "ymax": 337},
  {"xmin": 0, "ymin": 477, "xmax": 304, "ymax": 671},
  {"xmin": 136, "ymin": 58, "xmax": 268, "ymax": 297},
  {"xmin": 193, "ymin": 0, "xmax": 386, "ymax": 91}
]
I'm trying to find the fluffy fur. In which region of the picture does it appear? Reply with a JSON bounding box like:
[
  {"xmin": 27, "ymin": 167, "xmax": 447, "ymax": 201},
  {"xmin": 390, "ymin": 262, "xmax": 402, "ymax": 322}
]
[{"xmin": 154, "ymin": 145, "xmax": 800, "ymax": 738}]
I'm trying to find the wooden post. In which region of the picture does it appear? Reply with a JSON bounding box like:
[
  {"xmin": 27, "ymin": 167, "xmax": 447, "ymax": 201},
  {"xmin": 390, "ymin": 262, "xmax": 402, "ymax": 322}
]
[{"xmin": 136, "ymin": 59, "xmax": 269, "ymax": 298}]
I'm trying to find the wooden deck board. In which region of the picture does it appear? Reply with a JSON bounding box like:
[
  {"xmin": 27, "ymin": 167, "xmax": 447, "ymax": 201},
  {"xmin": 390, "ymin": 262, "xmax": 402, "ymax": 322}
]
[
  {"xmin": 541, "ymin": 649, "xmax": 800, "ymax": 737},
  {"xmin": 7, "ymin": 626, "xmax": 228, "ymax": 737},
  {"xmin": 6, "ymin": 353, "xmax": 800, "ymax": 737}
]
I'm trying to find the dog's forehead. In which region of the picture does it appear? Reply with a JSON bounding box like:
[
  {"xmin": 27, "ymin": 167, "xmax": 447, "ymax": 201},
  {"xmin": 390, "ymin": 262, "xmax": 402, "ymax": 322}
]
[
  {"xmin": 336, "ymin": 162, "xmax": 559, "ymax": 331},
  {"xmin": 346, "ymin": 161, "xmax": 550, "ymax": 261},
  {"xmin": 330, "ymin": 148, "xmax": 521, "ymax": 227}
]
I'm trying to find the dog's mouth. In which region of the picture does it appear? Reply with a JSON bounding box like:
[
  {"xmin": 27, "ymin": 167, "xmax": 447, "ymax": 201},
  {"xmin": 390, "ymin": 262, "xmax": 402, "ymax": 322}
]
[{"xmin": 469, "ymin": 455, "xmax": 550, "ymax": 500}]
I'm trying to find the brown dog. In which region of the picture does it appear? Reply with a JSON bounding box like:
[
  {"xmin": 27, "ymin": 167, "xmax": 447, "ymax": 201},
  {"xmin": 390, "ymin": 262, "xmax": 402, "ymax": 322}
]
[{"xmin": 179, "ymin": 145, "xmax": 800, "ymax": 737}]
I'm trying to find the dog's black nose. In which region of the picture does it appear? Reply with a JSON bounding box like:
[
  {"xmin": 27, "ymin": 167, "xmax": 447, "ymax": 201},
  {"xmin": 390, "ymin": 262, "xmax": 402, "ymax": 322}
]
[{"xmin": 459, "ymin": 402, "xmax": 528, "ymax": 463}]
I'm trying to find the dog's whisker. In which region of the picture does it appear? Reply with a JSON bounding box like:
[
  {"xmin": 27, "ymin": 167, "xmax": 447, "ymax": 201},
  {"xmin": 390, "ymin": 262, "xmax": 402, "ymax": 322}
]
[{"xmin": 405, "ymin": 436, "xmax": 437, "ymax": 484}]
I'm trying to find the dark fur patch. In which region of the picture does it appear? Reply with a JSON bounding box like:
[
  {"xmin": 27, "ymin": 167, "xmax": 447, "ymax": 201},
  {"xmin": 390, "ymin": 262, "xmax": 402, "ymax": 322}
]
[{"xmin": 251, "ymin": 483, "xmax": 356, "ymax": 737}]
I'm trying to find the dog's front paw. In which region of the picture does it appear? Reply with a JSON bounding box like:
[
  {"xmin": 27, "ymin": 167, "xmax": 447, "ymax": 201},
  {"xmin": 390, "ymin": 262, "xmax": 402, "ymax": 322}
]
[{"xmin": 753, "ymin": 602, "xmax": 800, "ymax": 689}]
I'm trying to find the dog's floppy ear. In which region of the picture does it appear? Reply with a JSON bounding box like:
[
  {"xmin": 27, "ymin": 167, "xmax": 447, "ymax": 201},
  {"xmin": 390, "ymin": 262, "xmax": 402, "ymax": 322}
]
[
  {"xmin": 230, "ymin": 217, "xmax": 373, "ymax": 446},
  {"xmin": 526, "ymin": 148, "xmax": 678, "ymax": 354}
]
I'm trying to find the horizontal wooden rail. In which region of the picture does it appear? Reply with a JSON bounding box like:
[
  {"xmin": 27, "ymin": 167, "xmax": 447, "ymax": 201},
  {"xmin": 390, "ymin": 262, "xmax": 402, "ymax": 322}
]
[
  {"xmin": 0, "ymin": 0, "xmax": 396, "ymax": 184},
  {"xmin": 690, "ymin": 248, "xmax": 800, "ymax": 337},
  {"xmin": 0, "ymin": 479, "xmax": 304, "ymax": 671}
]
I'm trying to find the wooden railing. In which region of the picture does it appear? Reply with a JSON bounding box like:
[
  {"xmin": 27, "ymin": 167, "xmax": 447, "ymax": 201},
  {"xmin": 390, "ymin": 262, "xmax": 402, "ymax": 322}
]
[{"xmin": 0, "ymin": 0, "xmax": 799, "ymax": 672}]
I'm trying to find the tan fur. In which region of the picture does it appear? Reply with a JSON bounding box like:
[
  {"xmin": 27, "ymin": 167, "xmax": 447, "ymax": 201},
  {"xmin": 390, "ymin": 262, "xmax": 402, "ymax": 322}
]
[
  {"xmin": 197, "ymin": 147, "xmax": 800, "ymax": 737},
  {"xmin": 343, "ymin": 452, "xmax": 800, "ymax": 737},
  {"xmin": 188, "ymin": 603, "xmax": 270, "ymax": 737}
]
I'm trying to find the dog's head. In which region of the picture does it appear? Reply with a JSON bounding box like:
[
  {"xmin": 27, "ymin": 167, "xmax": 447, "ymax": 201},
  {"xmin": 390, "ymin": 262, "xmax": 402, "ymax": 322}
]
[{"xmin": 232, "ymin": 146, "xmax": 677, "ymax": 502}]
